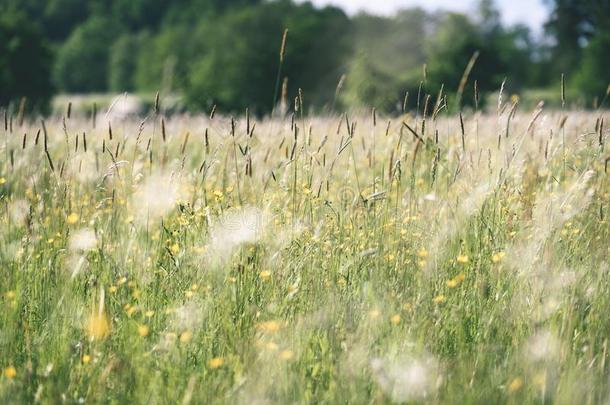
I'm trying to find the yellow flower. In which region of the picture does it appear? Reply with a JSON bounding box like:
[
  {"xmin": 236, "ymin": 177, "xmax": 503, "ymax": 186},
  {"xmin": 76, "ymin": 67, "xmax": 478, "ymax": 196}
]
[
  {"xmin": 179, "ymin": 330, "xmax": 193, "ymax": 343},
  {"xmin": 417, "ymin": 248, "xmax": 428, "ymax": 258},
  {"xmin": 433, "ymin": 295, "xmax": 446, "ymax": 304},
  {"xmin": 390, "ymin": 314, "xmax": 401, "ymax": 325},
  {"xmin": 265, "ymin": 342, "xmax": 279, "ymax": 351},
  {"xmin": 82, "ymin": 354, "xmax": 91, "ymax": 364},
  {"xmin": 491, "ymin": 251, "xmax": 505, "ymax": 263},
  {"xmin": 125, "ymin": 305, "xmax": 137, "ymax": 317},
  {"xmin": 508, "ymin": 377, "xmax": 523, "ymax": 393},
  {"xmin": 108, "ymin": 285, "xmax": 118, "ymax": 294},
  {"xmin": 279, "ymin": 350, "xmax": 294, "ymax": 360},
  {"xmin": 67, "ymin": 213, "xmax": 79, "ymax": 225},
  {"xmin": 257, "ymin": 320, "xmax": 281, "ymax": 333},
  {"xmin": 86, "ymin": 312, "xmax": 110, "ymax": 340},
  {"xmin": 185, "ymin": 290, "xmax": 194, "ymax": 298},
  {"xmin": 4, "ymin": 366, "xmax": 16, "ymax": 379},
  {"xmin": 456, "ymin": 255, "xmax": 469, "ymax": 264},
  {"xmin": 0, "ymin": 177, "xmax": 6, "ymax": 185},
  {"xmin": 446, "ymin": 279, "xmax": 459, "ymax": 288},
  {"xmin": 446, "ymin": 273, "xmax": 465, "ymax": 288},
  {"xmin": 208, "ymin": 357, "xmax": 224, "ymax": 369},
  {"xmin": 137, "ymin": 324, "xmax": 150, "ymax": 337},
  {"xmin": 145, "ymin": 310, "xmax": 155, "ymax": 318},
  {"xmin": 170, "ymin": 243, "xmax": 180, "ymax": 254},
  {"xmin": 259, "ymin": 271, "xmax": 271, "ymax": 281}
]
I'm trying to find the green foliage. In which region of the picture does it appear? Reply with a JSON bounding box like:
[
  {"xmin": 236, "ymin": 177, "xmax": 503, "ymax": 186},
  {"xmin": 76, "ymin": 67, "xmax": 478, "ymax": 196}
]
[
  {"xmin": 3, "ymin": 0, "xmax": 610, "ymax": 111},
  {"xmin": 425, "ymin": 8, "xmax": 533, "ymax": 110},
  {"xmin": 133, "ymin": 27, "xmax": 192, "ymax": 94},
  {"xmin": 0, "ymin": 8, "xmax": 53, "ymax": 111},
  {"xmin": 545, "ymin": 0, "xmax": 610, "ymax": 78},
  {"xmin": 109, "ymin": 0, "xmax": 174, "ymax": 31},
  {"xmin": 573, "ymin": 32, "xmax": 610, "ymax": 104},
  {"xmin": 109, "ymin": 34, "xmax": 145, "ymax": 92},
  {"xmin": 54, "ymin": 16, "xmax": 120, "ymax": 93},
  {"xmin": 185, "ymin": 2, "xmax": 351, "ymax": 113},
  {"xmin": 340, "ymin": 53, "xmax": 402, "ymax": 112},
  {"xmin": 339, "ymin": 9, "xmax": 430, "ymax": 113}
]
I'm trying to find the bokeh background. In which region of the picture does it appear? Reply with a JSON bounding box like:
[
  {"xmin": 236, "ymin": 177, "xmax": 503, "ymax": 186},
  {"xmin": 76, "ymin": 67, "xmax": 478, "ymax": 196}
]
[{"xmin": 1, "ymin": 0, "xmax": 609, "ymax": 114}]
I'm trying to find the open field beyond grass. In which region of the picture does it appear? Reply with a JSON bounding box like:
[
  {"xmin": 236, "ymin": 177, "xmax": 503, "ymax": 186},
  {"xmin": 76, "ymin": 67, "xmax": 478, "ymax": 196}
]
[{"xmin": 0, "ymin": 105, "xmax": 608, "ymax": 403}]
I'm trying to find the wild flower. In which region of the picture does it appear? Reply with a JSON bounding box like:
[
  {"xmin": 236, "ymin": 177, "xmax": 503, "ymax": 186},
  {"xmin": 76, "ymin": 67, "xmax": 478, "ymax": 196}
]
[
  {"xmin": 279, "ymin": 350, "xmax": 294, "ymax": 360},
  {"xmin": 433, "ymin": 295, "xmax": 446, "ymax": 304},
  {"xmin": 179, "ymin": 330, "xmax": 193, "ymax": 344},
  {"xmin": 67, "ymin": 213, "xmax": 79, "ymax": 225},
  {"xmin": 390, "ymin": 314, "xmax": 401, "ymax": 325},
  {"xmin": 4, "ymin": 366, "xmax": 16, "ymax": 379},
  {"xmin": 491, "ymin": 251, "xmax": 505, "ymax": 263},
  {"xmin": 446, "ymin": 274, "xmax": 465, "ymax": 288},
  {"xmin": 137, "ymin": 324, "xmax": 150, "ymax": 337},
  {"xmin": 86, "ymin": 312, "xmax": 110, "ymax": 340},
  {"xmin": 456, "ymin": 255, "xmax": 469, "ymax": 264},
  {"xmin": 257, "ymin": 320, "xmax": 282, "ymax": 333},
  {"xmin": 208, "ymin": 357, "xmax": 224, "ymax": 369}
]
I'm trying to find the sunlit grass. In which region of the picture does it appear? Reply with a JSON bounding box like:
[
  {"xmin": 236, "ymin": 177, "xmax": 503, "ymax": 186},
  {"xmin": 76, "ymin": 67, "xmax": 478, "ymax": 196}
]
[{"xmin": 0, "ymin": 104, "xmax": 608, "ymax": 403}]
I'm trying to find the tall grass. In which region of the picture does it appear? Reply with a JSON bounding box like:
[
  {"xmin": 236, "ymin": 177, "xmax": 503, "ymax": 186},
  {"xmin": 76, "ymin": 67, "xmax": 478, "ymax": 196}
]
[{"xmin": 0, "ymin": 99, "xmax": 608, "ymax": 403}]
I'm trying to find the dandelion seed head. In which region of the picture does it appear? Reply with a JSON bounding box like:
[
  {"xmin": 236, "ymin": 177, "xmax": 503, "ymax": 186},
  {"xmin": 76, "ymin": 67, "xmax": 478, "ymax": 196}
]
[
  {"xmin": 69, "ymin": 228, "xmax": 97, "ymax": 252},
  {"xmin": 370, "ymin": 354, "xmax": 441, "ymax": 402},
  {"xmin": 526, "ymin": 330, "xmax": 559, "ymax": 362}
]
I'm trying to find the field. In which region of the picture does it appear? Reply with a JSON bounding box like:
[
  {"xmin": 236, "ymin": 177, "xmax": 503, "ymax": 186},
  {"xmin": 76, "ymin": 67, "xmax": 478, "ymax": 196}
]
[{"xmin": 0, "ymin": 102, "xmax": 608, "ymax": 403}]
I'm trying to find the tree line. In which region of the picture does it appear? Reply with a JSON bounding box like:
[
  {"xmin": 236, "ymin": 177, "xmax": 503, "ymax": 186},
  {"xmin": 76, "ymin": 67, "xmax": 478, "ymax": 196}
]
[{"xmin": 1, "ymin": 0, "xmax": 609, "ymax": 114}]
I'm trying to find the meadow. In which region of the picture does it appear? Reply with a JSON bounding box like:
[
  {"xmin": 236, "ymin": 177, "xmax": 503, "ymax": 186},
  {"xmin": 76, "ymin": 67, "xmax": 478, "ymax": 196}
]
[{"xmin": 0, "ymin": 97, "xmax": 608, "ymax": 403}]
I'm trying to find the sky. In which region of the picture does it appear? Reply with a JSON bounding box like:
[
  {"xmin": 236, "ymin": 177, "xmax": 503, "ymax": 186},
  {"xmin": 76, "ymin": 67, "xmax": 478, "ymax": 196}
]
[{"xmin": 298, "ymin": 0, "xmax": 550, "ymax": 33}]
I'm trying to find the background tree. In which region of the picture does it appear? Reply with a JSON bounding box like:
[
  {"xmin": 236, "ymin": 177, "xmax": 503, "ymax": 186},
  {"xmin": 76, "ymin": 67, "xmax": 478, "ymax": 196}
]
[
  {"xmin": 53, "ymin": 16, "xmax": 120, "ymax": 92},
  {"xmin": 573, "ymin": 32, "xmax": 610, "ymax": 104},
  {"xmin": 544, "ymin": 0, "xmax": 591, "ymax": 76},
  {"xmin": 185, "ymin": 1, "xmax": 351, "ymax": 114},
  {"xmin": 134, "ymin": 26, "xmax": 193, "ymax": 94},
  {"xmin": 545, "ymin": 0, "xmax": 610, "ymax": 102},
  {"xmin": 0, "ymin": 8, "xmax": 53, "ymax": 111},
  {"xmin": 340, "ymin": 53, "xmax": 400, "ymax": 112},
  {"xmin": 426, "ymin": 1, "xmax": 535, "ymax": 110},
  {"xmin": 341, "ymin": 9, "xmax": 432, "ymax": 112},
  {"xmin": 109, "ymin": 34, "xmax": 146, "ymax": 92},
  {"xmin": 3, "ymin": 0, "xmax": 610, "ymax": 113}
]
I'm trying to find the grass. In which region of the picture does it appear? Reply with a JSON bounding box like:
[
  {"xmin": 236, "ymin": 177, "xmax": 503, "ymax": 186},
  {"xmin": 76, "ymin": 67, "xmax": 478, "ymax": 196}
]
[{"xmin": 0, "ymin": 101, "xmax": 608, "ymax": 403}]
